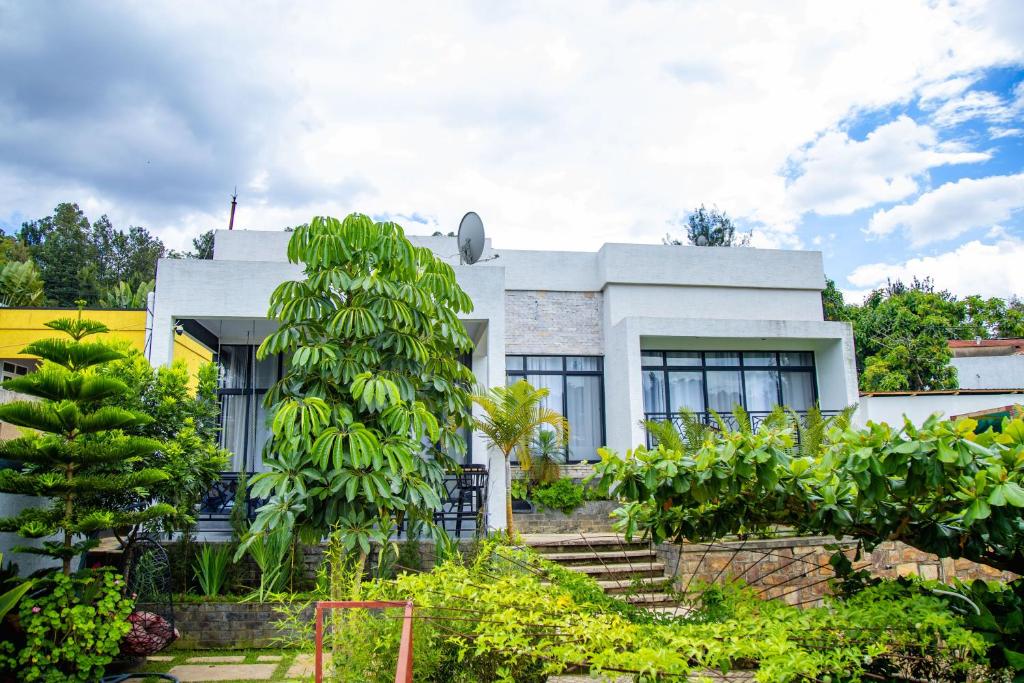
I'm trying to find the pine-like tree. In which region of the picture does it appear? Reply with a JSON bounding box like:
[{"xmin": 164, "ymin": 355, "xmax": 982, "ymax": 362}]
[{"xmin": 0, "ymin": 311, "xmax": 174, "ymax": 575}]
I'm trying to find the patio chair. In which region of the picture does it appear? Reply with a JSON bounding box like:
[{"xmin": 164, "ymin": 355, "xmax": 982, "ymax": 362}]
[{"xmin": 434, "ymin": 465, "xmax": 488, "ymax": 537}]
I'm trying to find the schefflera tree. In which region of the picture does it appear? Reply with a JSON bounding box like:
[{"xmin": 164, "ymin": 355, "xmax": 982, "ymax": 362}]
[
  {"xmin": 0, "ymin": 314, "xmax": 173, "ymax": 575},
  {"xmin": 249, "ymin": 214, "xmax": 475, "ymax": 584}
]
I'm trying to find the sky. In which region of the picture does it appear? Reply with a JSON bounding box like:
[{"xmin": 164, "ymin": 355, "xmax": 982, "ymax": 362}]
[{"xmin": 1, "ymin": 0, "xmax": 1023, "ymax": 302}]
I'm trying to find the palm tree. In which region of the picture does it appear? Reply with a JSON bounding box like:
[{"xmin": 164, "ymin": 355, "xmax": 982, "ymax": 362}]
[{"xmin": 471, "ymin": 380, "xmax": 568, "ymax": 535}]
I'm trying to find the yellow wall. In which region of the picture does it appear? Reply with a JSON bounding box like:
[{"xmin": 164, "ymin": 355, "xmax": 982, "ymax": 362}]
[{"xmin": 0, "ymin": 308, "xmax": 213, "ymax": 374}]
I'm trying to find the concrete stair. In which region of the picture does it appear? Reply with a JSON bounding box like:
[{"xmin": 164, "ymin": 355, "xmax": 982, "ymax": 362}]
[{"xmin": 522, "ymin": 533, "xmax": 681, "ymax": 611}]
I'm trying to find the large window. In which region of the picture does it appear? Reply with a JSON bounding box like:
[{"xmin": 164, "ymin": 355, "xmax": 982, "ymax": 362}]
[
  {"xmin": 641, "ymin": 351, "xmax": 817, "ymax": 416},
  {"xmin": 506, "ymin": 355, "xmax": 604, "ymax": 463},
  {"xmin": 217, "ymin": 345, "xmax": 283, "ymax": 472}
]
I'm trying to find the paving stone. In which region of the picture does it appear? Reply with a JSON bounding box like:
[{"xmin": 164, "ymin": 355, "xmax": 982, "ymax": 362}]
[
  {"xmin": 256, "ymin": 655, "xmax": 283, "ymax": 662},
  {"xmin": 185, "ymin": 655, "xmax": 246, "ymax": 663},
  {"xmin": 169, "ymin": 664, "xmax": 278, "ymax": 681},
  {"xmin": 146, "ymin": 655, "xmax": 175, "ymax": 662},
  {"xmin": 287, "ymin": 652, "xmax": 332, "ymax": 678}
]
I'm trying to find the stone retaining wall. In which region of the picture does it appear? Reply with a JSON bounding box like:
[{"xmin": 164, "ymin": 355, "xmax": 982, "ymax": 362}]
[
  {"xmin": 514, "ymin": 500, "xmax": 617, "ymax": 533},
  {"xmin": 173, "ymin": 601, "xmax": 313, "ymax": 649},
  {"xmin": 656, "ymin": 535, "xmax": 1017, "ymax": 607}
]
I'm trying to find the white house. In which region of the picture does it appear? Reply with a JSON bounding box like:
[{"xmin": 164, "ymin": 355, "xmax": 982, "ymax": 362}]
[{"xmin": 149, "ymin": 229, "xmax": 859, "ymax": 532}]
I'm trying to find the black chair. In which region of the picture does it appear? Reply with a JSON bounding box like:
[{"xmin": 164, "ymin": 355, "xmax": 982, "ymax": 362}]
[
  {"xmin": 434, "ymin": 465, "xmax": 488, "ymax": 537},
  {"xmin": 102, "ymin": 538, "xmax": 179, "ymax": 682}
]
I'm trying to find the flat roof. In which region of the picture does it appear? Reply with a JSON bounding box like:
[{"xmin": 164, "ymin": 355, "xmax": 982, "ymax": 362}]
[{"xmin": 860, "ymin": 388, "xmax": 1024, "ymax": 397}]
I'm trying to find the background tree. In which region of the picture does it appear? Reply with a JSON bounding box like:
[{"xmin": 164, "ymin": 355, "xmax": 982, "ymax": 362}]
[
  {"xmin": 246, "ymin": 214, "xmax": 476, "ymax": 583},
  {"xmin": 17, "ymin": 203, "xmax": 96, "ymax": 306},
  {"xmin": 98, "ymin": 280, "xmax": 154, "ymax": 309},
  {"xmin": 0, "ymin": 314, "xmax": 174, "ymax": 574},
  {"xmin": 821, "ymin": 277, "xmax": 847, "ymax": 322},
  {"xmin": 664, "ymin": 205, "xmax": 751, "ymax": 247},
  {"xmin": 168, "ymin": 230, "xmax": 214, "ymax": 260},
  {"xmin": 0, "ymin": 261, "xmax": 45, "ymax": 307},
  {"xmin": 471, "ymin": 380, "xmax": 568, "ymax": 534}
]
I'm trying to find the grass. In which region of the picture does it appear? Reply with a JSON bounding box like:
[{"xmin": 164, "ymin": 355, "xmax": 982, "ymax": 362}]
[{"xmin": 125, "ymin": 648, "xmax": 308, "ymax": 682}]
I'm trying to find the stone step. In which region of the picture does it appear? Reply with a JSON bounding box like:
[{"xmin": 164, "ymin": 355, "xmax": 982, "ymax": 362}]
[
  {"xmin": 569, "ymin": 562, "xmax": 666, "ymax": 580},
  {"xmin": 623, "ymin": 592, "xmax": 678, "ymax": 606},
  {"xmin": 593, "ymin": 577, "xmax": 673, "ymax": 594},
  {"xmin": 521, "ymin": 534, "xmax": 650, "ymax": 553},
  {"xmin": 539, "ymin": 549, "xmax": 658, "ymax": 564}
]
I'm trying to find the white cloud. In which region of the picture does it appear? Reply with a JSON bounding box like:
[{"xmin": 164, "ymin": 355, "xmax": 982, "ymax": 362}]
[
  {"xmin": 784, "ymin": 116, "xmax": 989, "ymax": 216},
  {"xmin": 918, "ymin": 76, "xmax": 977, "ymax": 104},
  {"xmin": 867, "ymin": 173, "xmax": 1024, "ymax": 245},
  {"xmin": 0, "ymin": 1, "xmax": 1021, "ymax": 253},
  {"xmin": 847, "ymin": 235, "xmax": 1024, "ymax": 298}
]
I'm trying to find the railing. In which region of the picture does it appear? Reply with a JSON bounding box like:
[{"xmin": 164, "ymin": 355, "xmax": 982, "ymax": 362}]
[
  {"xmin": 643, "ymin": 410, "xmax": 839, "ymax": 448},
  {"xmin": 198, "ymin": 467, "xmax": 488, "ymax": 538}
]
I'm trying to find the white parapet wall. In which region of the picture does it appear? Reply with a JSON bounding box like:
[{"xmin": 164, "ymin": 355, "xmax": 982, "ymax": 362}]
[{"xmin": 857, "ymin": 390, "xmax": 1024, "ymax": 427}]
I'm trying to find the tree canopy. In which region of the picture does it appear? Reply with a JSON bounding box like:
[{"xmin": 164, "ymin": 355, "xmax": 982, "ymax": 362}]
[
  {"xmin": 11, "ymin": 202, "xmax": 211, "ymax": 307},
  {"xmin": 664, "ymin": 205, "xmax": 751, "ymax": 247},
  {"xmin": 246, "ymin": 214, "xmax": 476, "ymax": 569},
  {"xmin": 825, "ymin": 277, "xmax": 1024, "ymax": 392}
]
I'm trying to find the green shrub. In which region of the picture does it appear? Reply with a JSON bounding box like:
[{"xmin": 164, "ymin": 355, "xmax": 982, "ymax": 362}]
[
  {"xmin": 0, "ymin": 568, "xmax": 133, "ymax": 682},
  {"xmin": 193, "ymin": 544, "xmax": 231, "ymax": 597},
  {"xmin": 531, "ymin": 477, "xmax": 585, "ymax": 514}
]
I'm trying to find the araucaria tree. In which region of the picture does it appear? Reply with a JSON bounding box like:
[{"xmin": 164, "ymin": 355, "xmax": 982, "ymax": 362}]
[
  {"xmin": 0, "ymin": 314, "xmax": 174, "ymax": 574},
  {"xmin": 249, "ymin": 214, "xmax": 475, "ymax": 578}
]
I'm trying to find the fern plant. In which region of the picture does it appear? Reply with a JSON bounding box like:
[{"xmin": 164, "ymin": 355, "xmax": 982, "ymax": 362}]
[{"xmin": 0, "ymin": 311, "xmax": 174, "ymax": 574}]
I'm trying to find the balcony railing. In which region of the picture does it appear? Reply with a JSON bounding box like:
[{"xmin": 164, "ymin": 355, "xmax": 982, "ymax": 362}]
[
  {"xmin": 197, "ymin": 467, "xmax": 488, "ymax": 538},
  {"xmin": 643, "ymin": 410, "xmax": 839, "ymax": 448}
]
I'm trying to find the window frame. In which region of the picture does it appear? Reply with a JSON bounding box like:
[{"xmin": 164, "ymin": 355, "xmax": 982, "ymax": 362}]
[
  {"xmin": 505, "ymin": 354, "xmax": 605, "ymax": 464},
  {"xmin": 640, "ymin": 350, "xmax": 818, "ymax": 416},
  {"xmin": 216, "ymin": 345, "xmax": 284, "ymax": 473}
]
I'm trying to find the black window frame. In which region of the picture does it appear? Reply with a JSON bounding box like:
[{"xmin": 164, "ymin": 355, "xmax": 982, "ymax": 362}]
[
  {"xmin": 640, "ymin": 350, "xmax": 818, "ymax": 416},
  {"xmin": 506, "ymin": 354, "xmax": 605, "ymax": 464},
  {"xmin": 216, "ymin": 345, "xmax": 284, "ymax": 473}
]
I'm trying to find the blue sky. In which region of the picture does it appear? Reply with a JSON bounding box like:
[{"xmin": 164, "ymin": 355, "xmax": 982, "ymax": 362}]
[{"xmin": 0, "ymin": 1, "xmax": 1022, "ymax": 300}]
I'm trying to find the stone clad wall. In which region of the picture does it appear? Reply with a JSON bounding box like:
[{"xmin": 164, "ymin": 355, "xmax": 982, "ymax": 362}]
[
  {"xmin": 504, "ymin": 290, "xmax": 603, "ymax": 355},
  {"xmin": 174, "ymin": 601, "xmax": 313, "ymax": 649},
  {"xmin": 514, "ymin": 501, "xmax": 617, "ymax": 534},
  {"xmin": 657, "ymin": 535, "xmax": 1017, "ymax": 608}
]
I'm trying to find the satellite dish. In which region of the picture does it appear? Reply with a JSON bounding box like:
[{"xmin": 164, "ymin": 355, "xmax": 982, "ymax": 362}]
[{"xmin": 457, "ymin": 211, "xmax": 485, "ymax": 264}]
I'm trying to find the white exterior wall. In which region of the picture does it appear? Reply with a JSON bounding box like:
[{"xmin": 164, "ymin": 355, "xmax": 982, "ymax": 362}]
[
  {"xmin": 859, "ymin": 393, "xmax": 1024, "ymax": 426},
  {"xmin": 951, "ymin": 356, "xmax": 1024, "ymax": 390},
  {"xmin": 151, "ymin": 229, "xmax": 859, "ymax": 530}
]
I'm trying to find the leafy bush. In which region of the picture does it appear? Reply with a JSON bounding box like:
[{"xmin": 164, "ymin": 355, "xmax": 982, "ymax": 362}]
[
  {"xmin": 354, "ymin": 540, "xmax": 988, "ymax": 682},
  {"xmin": 193, "ymin": 544, "xmax": 231, "ymax": 597},
  {"xmin": 531, "ymin": 478, "xmax": 586, "ymax": 514},
  {"xmin": 0, "ymin": 568, "xmax": 133, "ymax": 682},
  {"xmin": 947, "ymin": 579, "xmax": 1024, "ymax": 675}
]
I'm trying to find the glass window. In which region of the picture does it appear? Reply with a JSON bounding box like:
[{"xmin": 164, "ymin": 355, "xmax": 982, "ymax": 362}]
[
  {"xmin": 706, "ymin": 371, "xmax": 743, "ymax": 411},
  {"xmin": 507, "ymin": 355, "xmax": 604, "ymax": 463},
  {"xmin": 668, "ymin": 372, "xmax": 704, "ymax": 412},
  {"xmin": 641, "ymin": 349, "xmax": 819, "ymax": 418},
  {"xmin": 666, "ymin": 352, "xmax": 702, "ymax": 367},
  {"xmin": 217, "ymin": 345, "xmax": 283, "ymax": 473},
  {"xmin": 526, "ymin": 356, "xmax": 563, "ymax": 372},
  {"xmin": 641, "ymin": 352, "xmax": 664, "ymax": 366},
  {"xmin": 743, "ymin": 352, "xmax": 777, "ymax": 366},
  {"xmin": 219, "ymin": 394, "xmax": 249, "ymax": 472},
  {"xmin": 780, "ymin": 352, "xmax": 814, "ymax": 367},
  {"xmin": 566, "ymin": 375, "xmax": 602, "ymax": 461},
  {"xmin": 744, "ymin": 370, "xmax": 779, "ymax": 411},
  {"xmin": 643, "ymin": 370, "xmax": 666, "ymax": 414},
  {"xmin": 566, "ymin": 356, "xmax": 600, "ymax": 372},
  {"xmin": 782, "ymin": 372, "xmax": 815, "ymax": 410}
]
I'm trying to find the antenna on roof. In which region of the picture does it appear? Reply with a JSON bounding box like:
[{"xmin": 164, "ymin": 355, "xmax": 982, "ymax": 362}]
[{"xmin": 228, "ymin": 187, "xmax": 238, "ymax": 230}]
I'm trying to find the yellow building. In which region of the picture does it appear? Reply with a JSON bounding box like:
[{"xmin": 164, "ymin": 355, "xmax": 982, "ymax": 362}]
[{"xmin": 0, "ymin": 307, "xmax": 212, "ymax": 380}]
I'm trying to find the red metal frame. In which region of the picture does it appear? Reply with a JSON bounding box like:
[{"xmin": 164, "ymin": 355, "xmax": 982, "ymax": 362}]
[{"xmin": 314, "ymin": 600, "xmax": 414, "ymax": 683}]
